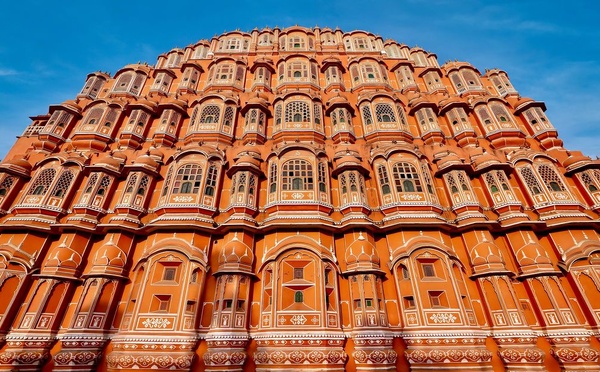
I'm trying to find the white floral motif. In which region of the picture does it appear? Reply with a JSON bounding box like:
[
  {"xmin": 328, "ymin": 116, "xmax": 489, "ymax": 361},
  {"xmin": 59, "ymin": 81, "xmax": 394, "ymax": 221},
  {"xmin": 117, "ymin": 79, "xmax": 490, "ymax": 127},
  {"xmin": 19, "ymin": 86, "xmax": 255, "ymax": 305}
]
[
  {"xmin": 429, "ymin": 313, "xmax": 457, "ymax": 324},
  {"xmin": 142, "ymin": 317, "xmax": 171, "ymax": 328},
  {"xmin": 553, "ymin": 192, "xmax": 568, "ymax": 200},
  {"xmin": 401, "ymin": 194, "xmax": 423, "ymax": 201},
  {"xmin": 292, "ymin": 193, "xmax": 304, "ymax": 199},
  {"xmin": 25, "ymin": 196, "xmax": 41, "ymax": 204},
  {"xmin": 173, "ymin": 196, "xmax": 194, "ymax": 203},
  {"xmin": 290, "ymin": 314, "xmax": 307, "ymax": 325}
]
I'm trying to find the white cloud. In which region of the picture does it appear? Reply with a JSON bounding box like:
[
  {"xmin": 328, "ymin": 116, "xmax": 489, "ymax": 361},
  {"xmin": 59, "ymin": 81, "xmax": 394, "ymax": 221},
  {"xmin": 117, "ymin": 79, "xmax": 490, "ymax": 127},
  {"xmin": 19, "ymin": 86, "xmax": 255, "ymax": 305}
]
[{"xmin": 0, "ymin": 68, "xmax": 18, "ymax": 76}]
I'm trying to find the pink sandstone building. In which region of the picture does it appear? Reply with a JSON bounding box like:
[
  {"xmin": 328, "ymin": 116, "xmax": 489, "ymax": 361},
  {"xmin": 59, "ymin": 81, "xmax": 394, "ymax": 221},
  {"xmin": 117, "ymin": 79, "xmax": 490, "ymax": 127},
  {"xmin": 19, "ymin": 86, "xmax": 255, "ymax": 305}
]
[{"xmin": 0, "ymin": 26, "xmax": 599, "ymax": 371}]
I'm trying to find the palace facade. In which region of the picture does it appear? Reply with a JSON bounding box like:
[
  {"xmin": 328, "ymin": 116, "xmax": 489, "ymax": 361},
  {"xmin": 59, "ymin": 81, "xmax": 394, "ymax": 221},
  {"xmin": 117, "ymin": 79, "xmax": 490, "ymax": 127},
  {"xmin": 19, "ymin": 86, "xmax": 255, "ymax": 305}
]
[{"xmin": 0, "ymin": 26, "xmax": 599, "ymax": 372}]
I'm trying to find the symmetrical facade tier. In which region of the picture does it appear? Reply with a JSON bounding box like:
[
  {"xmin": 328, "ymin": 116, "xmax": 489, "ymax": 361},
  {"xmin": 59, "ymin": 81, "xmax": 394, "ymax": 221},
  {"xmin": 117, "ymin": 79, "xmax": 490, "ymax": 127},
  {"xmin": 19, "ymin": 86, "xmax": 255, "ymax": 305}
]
[{"xmin": 1, "ymin": 26, "xmax": 600, "ymax": 372}]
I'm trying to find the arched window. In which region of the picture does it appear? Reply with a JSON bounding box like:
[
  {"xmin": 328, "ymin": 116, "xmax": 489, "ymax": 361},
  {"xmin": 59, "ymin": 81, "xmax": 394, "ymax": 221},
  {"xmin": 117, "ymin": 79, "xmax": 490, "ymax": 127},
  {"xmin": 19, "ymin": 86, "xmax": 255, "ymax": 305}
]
[
  {"xmin": 477, "ymin": 106, "xmax": 496, "ymax": 131},
  {"xmin": 537, "ymin": 164, "xmax": 566, "ymax": 192},
  {"xmin": 519, "ymin": 167, "xmax": 543, "ymax": 195},
  {"xmin": 274, "ymin": 103, "xmax": 282, "ymax": 125},
  {"xmin": 578, "ymin": 169, "xmax": 600, "ymax": 194},
  {"xmin": 284, "ymin": 101, "xmax": 310, "ymax": 123},
  {"xmin": 137, "ymin": 175, "xmax": 149, "ymax": 196},
  {"xmin": 84, "ymin": 173, "xmax": 98, "ymax": 194},
  {"xmin": 483, "ymin": 170, "xmax": 515, "ymax": 206},
  {"xmin": 377, "ymin": 165, "xmax": 391, "ymax": 195},
  {"xmin": 318, "ymin": 162, "xmax": 327, "ymax": 192},
  {"xmin": 325, "ymin": 66, "xmax": 341, "ymax": 85},
  {"xmin": 28, "ymin": 169, "xmax": 57, "ymax": 197},
  {"xmin": 125, "ymin": 174, "xmax": 138, "ymax": 194},
  {"xmin": 179, "ymin": 67, "xmax": 200, "ymax": 91},
  {"xmin": 97, "ymin": 176, "xmax": 111, "ymax": 196},
  {"xmin": 244, "ymin": 108, "xmax": 266, "ymax": 133},
  {"xmin": 361, "ymin": 106, "xmax": 374, "ymax": 126},
  {"xmin": 173, "ymin": 164, "xmax": 203, "ymax": 194},
  {"xmin": 287, "ymin": 61, "xmax": 308, "ymax": 80},
  {"xmin": 490, "ymin": 103, "xmax": 516, "ymax": 127},
  {"xmin": 462, "ymin": 69, "xmax": 481, "ymax": 88},
  {"xmin": 0, "ymin": 175, "xmax": 15, "ymax": 197},
  {"xmin": 444, "ymin": 170, "xmax": 476, "ymax": 206},
  {"xmin": 282, "ymin": 160, "xmax": 313, "ymax": 191},
  {"xmin": 151, "ymin": 72, "xmax": 173, "ymax": 93},
  {"xmin": 361, "ymin": 64, "xmax": 379, "ymax": 81},
  {"xmin": 292, "ymin": 178, "xmax": 303, "ymax": 190},
  {"xmin": 375, "ymin": 103, "xmax": 396, "ymax": 124},
  {"xmin": 84, "ymin": 108, "xmax": 103, "ymax": 126},
  {"xmin": 79, "ymin": 74, "xmax": 107, "ymax": 99},
  {"xmin": 294, "ymin": 291, "xmax": 303, "ymax": 303},
  {"xmin": 223, "ymin": 106, "xmax": 234, "ymax": 127},
  {"xmin": 392, "ymin": 162, "xmax": 422, "ymax": 192},
  {"xmin": 269, "ymin": 162, "xmax": 278, "ymax": 193},
  {"xmin": 446, "ymin": 107, "xmax": 471, "ymax": 133},
  {"xmin": 113, "ymin": 73, "xmax": 133, "ymax": 92},
  {"xmin": 112, "ymin": 72, "xmax": 146, "ymax": 95},
  {"xmin": 44, "ymin": 170, "xmax": 75, "ymax": 198},
  {"xmin": 423, "ymin": 71, "xmax": 443, "ymax": 92},
  {"xmin": 415, "ymin": 108, "xmax": 440, "ymax": 133},
  {"xmin": 200, "ymin": 105, "xmax": 220, "ymax": 124},
  {"xmin": 78, "ymin": 173, "xmax": 112, "ymax": 206},
  {"xmin": 205, "ymin": 164, "xmax": 219, "ymax": 196},
  {"xmin": 395, "ymin": 66, "xmax": 416, "ymax": 90}
]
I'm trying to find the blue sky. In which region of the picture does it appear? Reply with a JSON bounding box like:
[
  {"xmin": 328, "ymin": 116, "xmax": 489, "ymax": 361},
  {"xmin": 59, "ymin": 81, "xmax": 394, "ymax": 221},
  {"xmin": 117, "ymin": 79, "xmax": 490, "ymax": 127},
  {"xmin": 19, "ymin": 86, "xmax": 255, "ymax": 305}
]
[{"xmin": 0, "ymin": 0, "xmax": 598, "ymax": 161}]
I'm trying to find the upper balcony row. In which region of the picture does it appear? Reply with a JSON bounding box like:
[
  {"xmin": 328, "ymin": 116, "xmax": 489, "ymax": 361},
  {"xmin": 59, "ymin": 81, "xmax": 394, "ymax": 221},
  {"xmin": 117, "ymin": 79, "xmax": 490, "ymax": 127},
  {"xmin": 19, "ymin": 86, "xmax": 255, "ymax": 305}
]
[
  {"xmin": 152, "ymin": 27, "xmax": 440, "ymax": 65},
  {"xmin": 74, "ymin": 56, "xmax": 517, "ymax": 105}
]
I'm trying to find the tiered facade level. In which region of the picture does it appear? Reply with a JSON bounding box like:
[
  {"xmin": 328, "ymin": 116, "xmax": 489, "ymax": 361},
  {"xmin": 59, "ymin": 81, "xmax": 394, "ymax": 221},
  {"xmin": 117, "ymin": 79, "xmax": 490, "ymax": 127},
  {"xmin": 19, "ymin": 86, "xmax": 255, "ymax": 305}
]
[{"xmin": 0, "ymin": 26, "xmax": 600, "ymax": 372}]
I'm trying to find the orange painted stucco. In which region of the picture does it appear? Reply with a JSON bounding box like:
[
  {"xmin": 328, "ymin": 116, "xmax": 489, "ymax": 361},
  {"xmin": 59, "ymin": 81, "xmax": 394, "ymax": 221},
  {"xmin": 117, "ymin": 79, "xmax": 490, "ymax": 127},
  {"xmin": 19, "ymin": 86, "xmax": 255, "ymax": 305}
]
[{"xmin": 0, "ymin": 26, "xmax": 599, "ymax": 371}]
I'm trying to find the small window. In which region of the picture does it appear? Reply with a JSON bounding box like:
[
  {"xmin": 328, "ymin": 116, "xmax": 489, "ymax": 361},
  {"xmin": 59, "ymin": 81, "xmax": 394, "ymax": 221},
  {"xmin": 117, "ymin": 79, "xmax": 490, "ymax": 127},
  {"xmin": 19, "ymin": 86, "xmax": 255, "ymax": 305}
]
[
  {"xmin": 186, "ymin": 301, "xmax": 196, "ymax": 312},
  {"xmin": 549, "ymin": 181, "xmax": 561, "ymax": 192},
  {"xmin": 236, "ymin": 300, "xmax": 245, "ymax": 311},
  {"xmin": 354, "ymin": 299, "xmax": 361, "ymax": 309},
  {"xmin": 294, "ymin": 267, "xmax": 304, "ymax": 279},
  {"xmin": 154, "ymin": 295, "xmax": 171, "ymax": 312},
  {"xmin": 294, "ymin": 291, "xmax": 303, "ymax": 303},
  {"xmin": 422, "ymin": 263, "xmax": 435, "ymax": 277},
  {"xmin": 292, "ymin": 178, "xmax": 303, "ymax": 190},
  {"xmin": 401, "ymin": 265, "xmax": 410, "ymax": 279},
  {"xmin": 224, "ymin": 299, "xmax": 233, "ymax": 309},
  {"xmin": 404, "ymin": 296, "xmax": 415, "ymax": 308},
  {"xmin": 31, "ymin": 185, "xmax": 45, "ymax": 195},
  {"xmin": 428, "ymin": 291, "xmax": 446, "ymax": 308},
  {"xmin": 163, "ymin": 268, "xmax": 176, "ymax": 281},
  {"xmin": 365, "ymin": 299, "xmax": 373, "ymax": 308}
]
